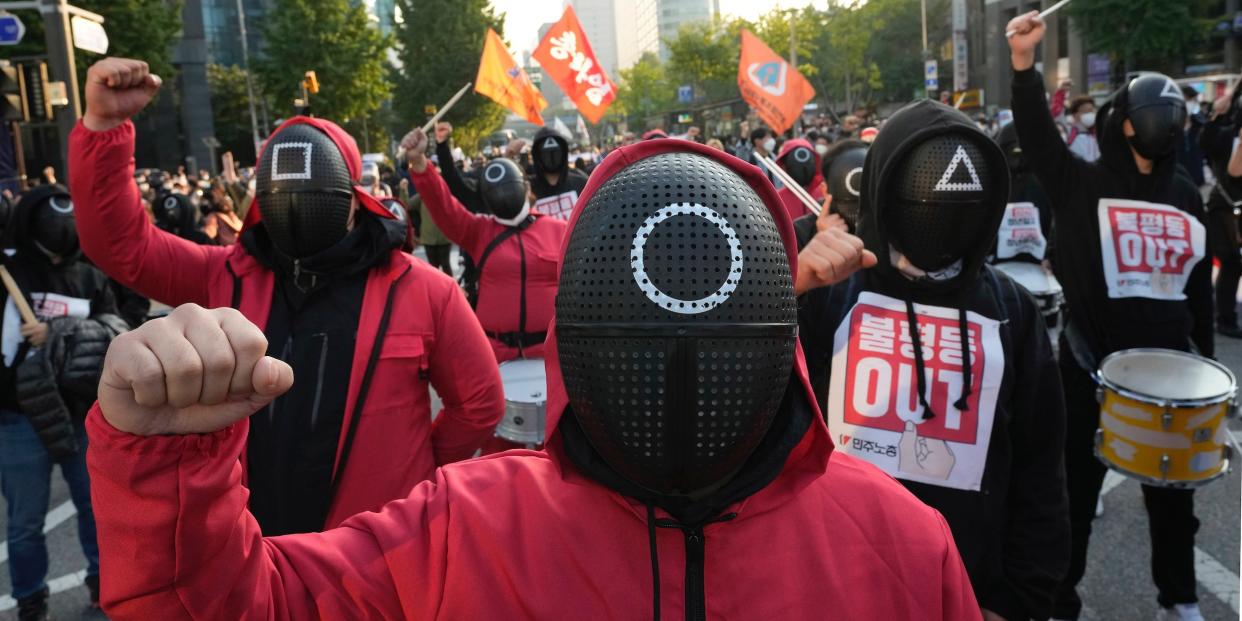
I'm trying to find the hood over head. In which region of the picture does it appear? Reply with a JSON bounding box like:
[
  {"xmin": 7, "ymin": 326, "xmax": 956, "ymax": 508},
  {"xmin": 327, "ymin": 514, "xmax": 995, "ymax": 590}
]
[
  {"xmin": 153, "ymin": 192, "xmax": 200, "ymax": 238},
  {"xmin": 821, "ymin": 139, "xmax": 868, "ymax": 232},
  {"xmin": 775, "ymin": 137, "xmax": 824, "ymax": 190},
  {"xmin": 13, "ymin": 184, "xmax": 80, "ymax": 264},
  {"xmin": 532, "ymin": 126, "xmax": 571, "ymax": 176},
  {"xmin": 544, "ymin": 138, "xmax": 831, "ymax": 526},
  {"xmin": 858, "ymin": 99, "xmax": 1009, "ymax": 293},
  {"xmin": 1094, "ymin": 75, "xmax": 1183, "ymax": 196},
  {"xmin": 242, "ymin": 116, "xmax": 395, "ymax": 233}
]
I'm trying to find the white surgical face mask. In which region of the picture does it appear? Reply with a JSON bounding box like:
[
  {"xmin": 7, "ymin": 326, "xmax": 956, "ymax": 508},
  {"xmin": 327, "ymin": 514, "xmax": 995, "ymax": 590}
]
[
  {"xmin": 1187, "ymin": 102, "xmax": 1201, "ymax": 117},
  {"xmin": 815, "ymin": 144, "xmax": 829, "ymax": 156},
  {"xmin": 1079, "ymin": 112, "xmax": 1096, "ymax": 129},
  {"xmin": 762, "ymin": 138, "xmax": 776, "ymax": 153}
]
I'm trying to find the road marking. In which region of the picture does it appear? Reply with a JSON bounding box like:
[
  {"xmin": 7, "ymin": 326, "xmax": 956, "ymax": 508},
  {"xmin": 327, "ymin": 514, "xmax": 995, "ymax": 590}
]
[
  {"xmin": 0, "ymin": 569, "xmax": 86, "ymax": 611},
  {"xmin": 1195, "ymin": 548, "xmax": 1240, "ymax": 613},
  {"xmin": 1099, "ymin": 470, "xmax": 1240, "ymax": 614},
  {"xmin": 0, "ymin": 500, "xmax": 77, "ymax": 566}
]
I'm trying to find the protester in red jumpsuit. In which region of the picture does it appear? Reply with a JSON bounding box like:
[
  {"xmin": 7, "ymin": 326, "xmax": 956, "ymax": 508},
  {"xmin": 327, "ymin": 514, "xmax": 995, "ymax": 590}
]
[
  {"xmin": 68, "ymin": 57, "xmax": 503, "ymax": 534},
  {"xmin": 404, "ymin": 129, "xmax": 567, "ymax": 363},
  {"xmin": 774, "ymin": 137, "xmax": 827, "ymax": 221},
  {"xmin": 85, "ymin": 118, "xmax": 981, "ymax": 618}
]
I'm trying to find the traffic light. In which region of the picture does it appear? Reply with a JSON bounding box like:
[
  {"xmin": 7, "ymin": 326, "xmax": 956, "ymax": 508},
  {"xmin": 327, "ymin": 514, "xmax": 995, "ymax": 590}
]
[
  {"xmin": 21, "ymin": 62, "xmax": 51, "ymax": 122},
  {"xmin": 0, "ymin": 61, "xmax": 27, "ymax": 123},
  {"xmin": 303, "ymin": 71, "xmax": 319, "ymax": 94}
]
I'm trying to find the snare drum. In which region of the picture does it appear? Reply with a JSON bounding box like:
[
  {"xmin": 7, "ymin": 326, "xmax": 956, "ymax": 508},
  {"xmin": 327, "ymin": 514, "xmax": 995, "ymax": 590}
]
[
  {"xmin": 496, "ymin": 359, "xmax": 548, "ymax": 446},
  {"xmin": 1094, "ymin": 348, "xmax": 1237, "ymax": 487},
  {"xmin": 992, "ymin": 262, "xmax": 1064, "ymax": 329}
]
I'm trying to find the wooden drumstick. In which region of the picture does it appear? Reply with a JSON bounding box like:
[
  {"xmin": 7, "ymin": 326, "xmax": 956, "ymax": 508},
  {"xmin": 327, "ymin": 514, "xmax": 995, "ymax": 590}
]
[{"xmin": 0, "ymin": 266, "xmax": 38, "ymax": 325}]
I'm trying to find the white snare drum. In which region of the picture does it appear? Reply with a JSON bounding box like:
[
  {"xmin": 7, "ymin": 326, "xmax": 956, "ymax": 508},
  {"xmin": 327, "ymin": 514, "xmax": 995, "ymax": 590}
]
[
  {"xmin": 993, "ymin": 262, "xmax": 1064, "ymax": 329},
  {"xmin": 496, "ymin": 359, "xmax": 547, "ymax": 445}
]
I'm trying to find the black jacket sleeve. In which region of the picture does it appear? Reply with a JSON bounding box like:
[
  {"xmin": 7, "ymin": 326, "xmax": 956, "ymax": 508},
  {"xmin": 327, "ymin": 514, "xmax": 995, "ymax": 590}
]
[
  {"xmin": 1185, "ymin": 189, "xmax": 1216, "ymax": 358},
  {"xmin": 1011, "ymin": 68, "xmax": 1091, "ymax": 214},
  {"xmin": 435, "ymin": 140, "xmax": 484, "ymax": 213},
  {"xmin": 981, "ymin": 277, "xmax": 1071, "ymax": 621}
]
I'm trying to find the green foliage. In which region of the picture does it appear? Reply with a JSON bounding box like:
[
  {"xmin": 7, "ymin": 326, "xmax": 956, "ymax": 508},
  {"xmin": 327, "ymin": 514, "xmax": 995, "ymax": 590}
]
[
  {"xmin": 664, "ymin": 19, "xmax": 743, "ymax": 105},
  {"xmin": 1067, "ymin": 0, "xmax": 1210, "ymax": 71},
  {"xmin": 614, "ymin": 52, "xmax": 675, "ymax": 120},
  {"xmin": 391, "ymin": 0, "xmax": 507, "ymax": 154},
  {"xmin": 207, "ymin": 63, "xmax": 262, "ymax": 163},
  {"xmin": 256, "ymin": 0, "xmax": 392, "ymax": 123},
  {"xmin": 75, "ymin": 0, "xmax": 183, "ymax": 80}
]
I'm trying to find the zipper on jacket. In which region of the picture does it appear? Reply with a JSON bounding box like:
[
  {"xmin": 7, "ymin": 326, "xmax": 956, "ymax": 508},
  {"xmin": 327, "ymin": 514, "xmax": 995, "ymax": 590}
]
[{"xmin": 683, "ymin": 528, "xmax": 706, "ymax": 621}]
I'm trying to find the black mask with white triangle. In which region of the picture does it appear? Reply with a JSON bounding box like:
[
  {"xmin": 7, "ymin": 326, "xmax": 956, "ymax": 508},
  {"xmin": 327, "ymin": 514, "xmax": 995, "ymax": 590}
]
[{"xmin": 887, "ymin": 135, "xmax": 994, "ymax": 272}]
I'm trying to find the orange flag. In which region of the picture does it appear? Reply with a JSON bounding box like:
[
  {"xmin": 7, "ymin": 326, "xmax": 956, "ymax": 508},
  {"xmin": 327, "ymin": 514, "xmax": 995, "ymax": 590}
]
[
  {"xmin": 737, "ymin": 29, "xmax": 816, "ymax": 135},
  {"xmin": 476, "ymin": 28, "xmax": 547, "ymax": 126},
  {"xmin": 532, "ymin": 6, "xmax": 616, "ymax": 123}
]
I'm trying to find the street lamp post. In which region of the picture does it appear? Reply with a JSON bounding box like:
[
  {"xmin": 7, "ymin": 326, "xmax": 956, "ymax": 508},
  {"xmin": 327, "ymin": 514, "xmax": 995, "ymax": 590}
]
[{"xmin": 235, "ymin": 0, "xmax": 261, "ymax": 155}]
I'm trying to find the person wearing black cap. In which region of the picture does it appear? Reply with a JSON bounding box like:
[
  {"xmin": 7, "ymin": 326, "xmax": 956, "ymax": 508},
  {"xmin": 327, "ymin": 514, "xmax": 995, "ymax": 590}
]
[
  {"xmin": 796, "ymin": 99, "xmax": 1071, "ymax": 621},
  {"xmin": 1009, "ymin": 13, "xmax": 1213, "ymax": 621},
  {"xmin": 0, "ymin": 185, "xmax": 130, "ymax": 618},
  {"xmin": 529, "ymin": 125, "xmax": 588, "ymax": 219}
]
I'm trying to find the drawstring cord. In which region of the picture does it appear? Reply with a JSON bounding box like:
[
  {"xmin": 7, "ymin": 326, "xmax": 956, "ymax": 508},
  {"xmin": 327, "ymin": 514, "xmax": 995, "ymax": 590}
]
[
  {"xmin": 647, "ymin": 503, "xmax": 661, "ymax": 621},
  {"xmin": 904, "ymin": 299, "xmax": 936, "ymax": 420},
  {"xmin": 954, "ymin": 306, "xmax": 973, "ymax": 412}
]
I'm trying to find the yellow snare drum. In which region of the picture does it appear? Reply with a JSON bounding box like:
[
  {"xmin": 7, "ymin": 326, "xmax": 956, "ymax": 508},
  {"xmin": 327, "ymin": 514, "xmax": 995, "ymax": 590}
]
[{"xmin": 1094, "ymin": 348, "xmax": 1237, "ymax": 487}]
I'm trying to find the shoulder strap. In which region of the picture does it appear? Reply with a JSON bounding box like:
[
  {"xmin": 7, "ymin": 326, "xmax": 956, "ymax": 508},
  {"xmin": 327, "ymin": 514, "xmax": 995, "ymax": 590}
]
[{"xmin": 475, "ymin": 216, "xmax": 533, "ymax": 275}]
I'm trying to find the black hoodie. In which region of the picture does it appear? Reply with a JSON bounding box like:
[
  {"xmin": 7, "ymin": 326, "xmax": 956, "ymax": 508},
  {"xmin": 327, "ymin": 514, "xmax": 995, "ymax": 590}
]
[
  {"xmin": 1, "ymin": 185, "xmax": 120, "ymax": 412},
  {"xmin": 1011, "ymin": 68, "xmax": 1213, "ymax": 365},
  {"xmin": 798, "ymin": 100, "xmax": 1070, "ymax": 621},
  {"xmin": 529, "ymin": 126, "xmax": 588, "ymax": 206}
]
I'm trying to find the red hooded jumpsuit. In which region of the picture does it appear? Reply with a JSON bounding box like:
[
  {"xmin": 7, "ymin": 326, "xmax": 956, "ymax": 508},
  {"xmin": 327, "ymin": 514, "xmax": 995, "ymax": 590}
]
[
  {"xmin": 774, "ymin": 137, "xmax": 827, "ymax": 222},
  {"xmin": 68, "ymin": 118, "xmax": 504, "ymax": 528},
  {"xmin": 84, "ymin": 139, "xmax": 980, "ymax": 620}
]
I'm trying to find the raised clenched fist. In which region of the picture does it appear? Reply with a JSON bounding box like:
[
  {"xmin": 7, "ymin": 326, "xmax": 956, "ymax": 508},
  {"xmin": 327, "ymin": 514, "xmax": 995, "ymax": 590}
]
[
  {"xmin": 794, "ymin": 195, "xmax": 877, "ymax": 296},
  {"xmin": 435, "ymin": 121, "xmax": 453, "ymax": 145},
  {"xmin": 83, "ymin": 57, "xmax": 163, "ymax": 132},
  {"xmin": 98, "ymin": 304, "xmax": 293, "ymax": 436},
  {"xmin": 400, "ymin": 128, "xmax": 430, "ymax": 173},
  {"xmin": 1006, "ymin": 10, "xmax": 1045, "ymax": 72}
]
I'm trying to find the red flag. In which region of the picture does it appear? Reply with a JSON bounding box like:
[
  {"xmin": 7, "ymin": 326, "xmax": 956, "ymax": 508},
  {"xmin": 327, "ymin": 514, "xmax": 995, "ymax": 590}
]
[
  {"xmin": 737, "ymin": 29, "xmax": 816, "ymax": 135},
  {"xmin": 532, "ymin": 6, "xmax": 616, "ymax": 123}
]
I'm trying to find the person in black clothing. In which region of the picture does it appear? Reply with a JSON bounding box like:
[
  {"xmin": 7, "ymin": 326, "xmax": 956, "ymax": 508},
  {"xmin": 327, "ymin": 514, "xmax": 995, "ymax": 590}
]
[
  {"xmin": 528, "ymin": 125, "xmax": 588, "ymax": 220},
  {"xmin": 1008, "ymin": 13, "xmax": 1213, "ymax": 621},
  {"xmin": 1177, "ymin": 86, "xmax": 1207, "ymax": 188},
  {"xmin": 430, "ymin": 122, "xmax": 483, "ymax": 280},
  {"xmin": 797, "ymin": 100, "xmax": 1070, "ymax": 621},
  {"xmin": 993, "ymin": 122, "xmax": 1055, "ymax": 267},
  {"xmin": 1199, "ymin": 87, "xmax": 1242, "ymax": 338},
  {"xmin": 152, "ymin": 191, "xmax": 213, "ymax": 245},
  {"xmin": 0, "ymin": 185, "xmax": 128, "ymax": 619},
  {"xmin": 747, "ymin": 127, "xmax": 778, "ymax": 184}
]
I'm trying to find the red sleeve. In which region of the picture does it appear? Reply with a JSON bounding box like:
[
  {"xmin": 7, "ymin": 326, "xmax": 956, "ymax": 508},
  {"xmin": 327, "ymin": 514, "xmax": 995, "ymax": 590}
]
[
  {"xmin": 1049, "ymin": 87, "xmax": 1067, "ymax": 119},
  {"xmin": 427, "ymin": 278, "xmax": 506, "ymax": 464},
  {"xmin": 68, "ymin": 121, "xmax": 227, "ymax": 306},
  {"xmin": 407, "ymin": 164, "xmax": 492, "ymax": 258},
  {"xmin": 86, "ymin": 406, "xmax": 447, "ymax": 620},
  {"xmin": 936, "ymin": 512, "xmax": 984, "ymax": 620}
]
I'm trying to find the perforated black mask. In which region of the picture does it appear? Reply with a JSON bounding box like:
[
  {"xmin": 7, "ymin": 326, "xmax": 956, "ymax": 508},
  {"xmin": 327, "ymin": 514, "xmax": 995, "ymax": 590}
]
[
  {"xmin": 31, "ymin": 194, "xmax": 77, "ymax": 258},
  {"xmin": 888, "ymin": 135, "xmax": 994, "ymax": 272},
  {"xmin": 782, "ymin": 147, "xmax": 817, "ymax": 187},
  {"xmin": 556, "ymin": 150, "xmax": 798, "ymax": 499},
  {"xmin": 480, "ymin": 158, "xmax": 529, "ymax": 221},
  {"xmin": 825, "ymin": 145, "xmax": 867, "ymax": 232},
  {"xmin": 256, "ymin": 124, "xmax": 355, "ymax": 258}
]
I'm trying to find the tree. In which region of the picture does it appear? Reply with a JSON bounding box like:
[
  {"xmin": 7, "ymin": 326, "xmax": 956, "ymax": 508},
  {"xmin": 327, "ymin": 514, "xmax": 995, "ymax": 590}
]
[
  {"xmin": 614, "ymin": 52, "xmax": 675, "ymax": 124},
  {"xmin": 391, "ymin": 0, "xmax": 506, "ymax": 153},
  {"xmin": 750, "ymin": 8, "xmax": 824, "ymax": 85},
  {"xmin": 1068, "ymin": 0, "xmax": 1213, "ymax": 75},
  {"xmin": 207, "ymin": 63, "xmax": 263, "ymax": 163},
  {"xmin": 257, "ymin": 0, "xmax": 392, "ymax": 124},
  {"xmin": 664, "ymin": 19, "xmax": 745, "ymax": 106}
]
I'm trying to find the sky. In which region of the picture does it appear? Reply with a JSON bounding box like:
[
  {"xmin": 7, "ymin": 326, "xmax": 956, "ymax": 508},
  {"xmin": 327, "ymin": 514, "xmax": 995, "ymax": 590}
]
[{"xmin": 490, "ymin": 0, "xmax": 825, "ymax": 59}]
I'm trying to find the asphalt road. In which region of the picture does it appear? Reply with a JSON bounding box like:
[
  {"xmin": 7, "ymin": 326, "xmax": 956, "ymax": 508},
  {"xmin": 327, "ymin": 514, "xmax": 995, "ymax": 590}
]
[{"xmin": 0, "ymin": 249, "xmax": 1238, "ymax": 620}]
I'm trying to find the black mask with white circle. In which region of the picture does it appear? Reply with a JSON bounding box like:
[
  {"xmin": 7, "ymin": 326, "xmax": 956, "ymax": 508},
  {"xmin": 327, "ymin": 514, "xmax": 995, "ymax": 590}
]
[
  {"xmin": 31, "ymin": 195, "xmax": 78, "ymax": 259},
  {"xmin": 782, "ymin": 146, "xmax": 817, "ymax": 187},
  {"xmin": 556, "ymin": 150, "xmax": 797, "ymax": 500},
  {"xmin": 480, "ymin": 158, "xmax": 530, "ymax": 223}
]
